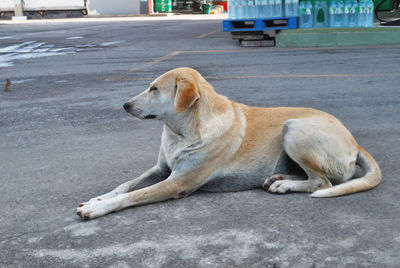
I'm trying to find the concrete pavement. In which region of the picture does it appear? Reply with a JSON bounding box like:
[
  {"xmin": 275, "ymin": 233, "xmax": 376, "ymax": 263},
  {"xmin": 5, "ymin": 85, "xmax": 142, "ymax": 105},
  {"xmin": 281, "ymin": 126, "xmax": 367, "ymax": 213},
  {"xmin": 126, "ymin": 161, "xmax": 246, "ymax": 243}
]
[{"xmin": 1, "ymin": 17, "xmax": 400, "ymax": 267}]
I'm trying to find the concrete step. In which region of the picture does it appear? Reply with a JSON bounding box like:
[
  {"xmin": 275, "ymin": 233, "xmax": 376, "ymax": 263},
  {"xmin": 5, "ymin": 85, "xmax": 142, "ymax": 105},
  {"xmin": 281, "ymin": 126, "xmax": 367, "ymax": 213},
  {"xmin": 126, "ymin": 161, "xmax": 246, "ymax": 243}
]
[{"xmin": 275, "ymin": 25, "xmax": 400, "ymax": 47}]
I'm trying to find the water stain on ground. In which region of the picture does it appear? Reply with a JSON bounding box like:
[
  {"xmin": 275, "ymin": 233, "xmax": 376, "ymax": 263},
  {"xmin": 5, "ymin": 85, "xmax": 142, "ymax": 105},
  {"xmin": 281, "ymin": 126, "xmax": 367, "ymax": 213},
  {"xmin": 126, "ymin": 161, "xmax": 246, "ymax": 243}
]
[{"xmin": 0, "ymin": 40, "xmax": 125, "ymax": 68}]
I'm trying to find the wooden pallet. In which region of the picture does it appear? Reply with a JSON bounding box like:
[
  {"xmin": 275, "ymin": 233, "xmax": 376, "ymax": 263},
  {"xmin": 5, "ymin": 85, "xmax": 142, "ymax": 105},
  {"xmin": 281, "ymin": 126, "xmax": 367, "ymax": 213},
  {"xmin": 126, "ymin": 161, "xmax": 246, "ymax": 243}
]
[{"xmin": 223, "ymin": 17, "xmax": 298, "ymax": 32}]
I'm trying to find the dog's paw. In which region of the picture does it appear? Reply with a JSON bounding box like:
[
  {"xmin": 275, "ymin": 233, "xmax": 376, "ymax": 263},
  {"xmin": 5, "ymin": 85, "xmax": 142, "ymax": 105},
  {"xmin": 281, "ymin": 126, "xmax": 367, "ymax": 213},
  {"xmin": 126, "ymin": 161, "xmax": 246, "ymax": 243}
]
[
  {"xmin": 76, "ymin": 199, "xmax": 119, "ymax": 220},
  {"xmin": 262, "ymin": 174, "xmax": 284, "ymax": 190},
  {"xmin": 266, "ymin": 179, "xmax": 292, "ymax": 194}
]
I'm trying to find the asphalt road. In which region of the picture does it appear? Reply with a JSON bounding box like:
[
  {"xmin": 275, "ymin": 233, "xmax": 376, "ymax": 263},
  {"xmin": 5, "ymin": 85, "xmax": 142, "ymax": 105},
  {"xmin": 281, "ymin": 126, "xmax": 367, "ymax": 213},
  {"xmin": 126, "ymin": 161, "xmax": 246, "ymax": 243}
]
[{"xmin": 1, "ymin": 16, "xmax": 399, "ymax": 267}]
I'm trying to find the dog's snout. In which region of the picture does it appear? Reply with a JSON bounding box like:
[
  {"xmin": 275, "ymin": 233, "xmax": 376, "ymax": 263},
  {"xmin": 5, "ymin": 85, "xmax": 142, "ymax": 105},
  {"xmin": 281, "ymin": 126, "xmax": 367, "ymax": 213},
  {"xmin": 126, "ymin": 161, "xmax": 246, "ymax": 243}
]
[{"xmin": 123, "ymin": 102, "xmax": 130, "ymax": 111}]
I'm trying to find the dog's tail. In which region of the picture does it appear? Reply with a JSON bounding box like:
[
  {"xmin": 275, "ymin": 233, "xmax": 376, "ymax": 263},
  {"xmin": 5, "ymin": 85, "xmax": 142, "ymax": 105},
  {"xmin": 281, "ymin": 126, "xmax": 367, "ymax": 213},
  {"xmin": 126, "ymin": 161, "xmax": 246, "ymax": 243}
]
[{"xmin": 310, "ymin": 145, "xmax": 381, "ymax": 198}]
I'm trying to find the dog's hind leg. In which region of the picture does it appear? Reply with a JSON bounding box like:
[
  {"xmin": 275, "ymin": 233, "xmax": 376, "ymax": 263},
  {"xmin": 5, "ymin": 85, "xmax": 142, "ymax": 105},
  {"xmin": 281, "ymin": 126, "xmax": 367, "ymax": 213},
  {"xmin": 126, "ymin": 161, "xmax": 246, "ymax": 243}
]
[
  {"xmin": 264, "ymin": 116, "xmax": 358, "ymax": 194},
  {"xmin": 263, "ymin": 172, "xmax": 331, "ymax": 193},
  {"xmin": 263, "ymin": 174, "xmax": 306, "ymax": 191}
]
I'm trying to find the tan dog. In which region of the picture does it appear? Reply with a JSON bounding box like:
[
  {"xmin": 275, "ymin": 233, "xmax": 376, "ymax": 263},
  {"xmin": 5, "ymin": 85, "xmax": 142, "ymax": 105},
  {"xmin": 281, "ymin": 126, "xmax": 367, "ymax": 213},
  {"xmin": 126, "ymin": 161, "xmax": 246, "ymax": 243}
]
[{"xmin": 76, "ymin": 67, "xmax": 381, "ymax": 220}]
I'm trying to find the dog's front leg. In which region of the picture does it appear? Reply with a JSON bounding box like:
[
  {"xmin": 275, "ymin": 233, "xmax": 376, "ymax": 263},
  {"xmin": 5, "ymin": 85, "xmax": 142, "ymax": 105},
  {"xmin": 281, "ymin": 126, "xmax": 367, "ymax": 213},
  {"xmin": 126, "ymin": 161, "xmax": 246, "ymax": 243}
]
[
  {"xmin": 78, "ymin": 165, "xmax": 169, "ymax": 210},
  {"xmin": 76, "ymin": 167, "xmax": 213, "ymax": 220}
]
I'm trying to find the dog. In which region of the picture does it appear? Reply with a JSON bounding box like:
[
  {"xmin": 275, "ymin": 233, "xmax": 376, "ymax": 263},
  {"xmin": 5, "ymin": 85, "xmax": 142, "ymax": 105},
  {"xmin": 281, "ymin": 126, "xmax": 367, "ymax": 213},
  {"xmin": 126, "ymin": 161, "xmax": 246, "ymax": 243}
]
[{"xmin": 76, "ymin": 67, "xmax": 381, "ymax": 220}]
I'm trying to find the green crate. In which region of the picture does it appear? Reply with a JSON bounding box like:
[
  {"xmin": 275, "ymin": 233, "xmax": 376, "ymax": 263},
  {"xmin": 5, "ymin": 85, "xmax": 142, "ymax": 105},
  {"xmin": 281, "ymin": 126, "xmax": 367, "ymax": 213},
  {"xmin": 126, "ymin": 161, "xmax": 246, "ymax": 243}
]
[
  {"xmin": 372, "ymin": 0, "xmax": 393, "ymax": 11},
  {"xmin": 155, "ymin": 0, "xmax": 172, "ymax": 12}
]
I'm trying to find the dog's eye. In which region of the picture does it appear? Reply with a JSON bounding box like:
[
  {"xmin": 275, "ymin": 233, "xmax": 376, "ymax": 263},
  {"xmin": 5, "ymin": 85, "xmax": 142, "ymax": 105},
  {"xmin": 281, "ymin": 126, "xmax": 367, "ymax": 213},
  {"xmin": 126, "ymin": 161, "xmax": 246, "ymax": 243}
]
[{"xmin": 149, "ymin": 86, "xmax": 158, "ymax": 92}]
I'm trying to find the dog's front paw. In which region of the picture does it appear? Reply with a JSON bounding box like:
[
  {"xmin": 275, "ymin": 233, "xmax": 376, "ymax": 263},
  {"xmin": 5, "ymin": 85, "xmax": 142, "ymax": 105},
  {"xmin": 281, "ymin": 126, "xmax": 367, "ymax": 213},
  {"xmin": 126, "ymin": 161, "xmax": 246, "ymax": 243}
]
[{"xmin": 76, "ymin": 199, "xmax": 119, "ymax": 220}]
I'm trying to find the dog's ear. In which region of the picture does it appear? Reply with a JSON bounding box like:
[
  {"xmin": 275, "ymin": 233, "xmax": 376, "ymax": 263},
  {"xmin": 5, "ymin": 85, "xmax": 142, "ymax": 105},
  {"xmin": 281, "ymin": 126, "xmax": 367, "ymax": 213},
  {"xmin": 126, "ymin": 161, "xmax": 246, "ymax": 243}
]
[{"xmin": 174, "ymin": 78, "xmax": 200, "ymax": 114}]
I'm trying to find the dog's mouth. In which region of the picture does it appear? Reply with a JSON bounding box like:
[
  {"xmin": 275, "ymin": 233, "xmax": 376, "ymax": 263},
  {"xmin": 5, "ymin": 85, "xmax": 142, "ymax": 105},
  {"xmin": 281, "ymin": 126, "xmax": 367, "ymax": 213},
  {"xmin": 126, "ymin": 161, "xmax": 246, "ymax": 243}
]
[
  {"xmin": 143, "ymin": 115, "xmax": 156, "ymax": 119},
  {"xmin": 128, "ymin": 108, "xmax": 156, "ymax": 120}
]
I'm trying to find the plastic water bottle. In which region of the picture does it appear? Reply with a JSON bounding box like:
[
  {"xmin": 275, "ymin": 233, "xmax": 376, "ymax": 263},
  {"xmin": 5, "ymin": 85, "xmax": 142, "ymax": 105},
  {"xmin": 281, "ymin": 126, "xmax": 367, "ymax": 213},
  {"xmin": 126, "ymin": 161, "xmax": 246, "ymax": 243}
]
[
  {"xmin": 306, "ymin": 1, "xmax": 314, "ymax": 27},
  {"xmin": 264, "ymin": 0, "xmax": 271, "ymax": 17},
  {"xmin": 285, "ymin": 0, "xmax": 290, "ymax": 16},
  {"xmin": 248, "ymin": 0, "xmax": 255, "ymax": 18},
  {"xmin": 233, "ymin": 0, "xmax": 240, "ymax": 19},
  {"xmin": 357, "ymin": 0, "xmax": 366, "ymax": 26},
  {"xmin": 348, "ymin": 0, "xmax": 357, "ymax": 27},
  {"xmin": 270, "ymin": 0, "xmax": 275, "ymax": 17},
  {"xmin": 254, "ymin": 0, "xmax": 260, "ymax": 18},
  {"xmin": 261, "ymin": 0, "xmax": 269, "ymax": 18},
  {"xmin": 292, "ymin": 0, "xmax": 299, "ymax": 16},
  {"xmin": 236, "ymin": 0, "xmax": 242, "ymax": 18},
  {"xmin": 242, "ymin": 0, "xmax": 248, "ymax": 18},
  {"xmin": 242, "ymin": 0, "xmax": 247, "ymax": 19},
  {"xmin": 329, "ymin": 0, "xmax": 336, "ymax": 27},
  {"xmin": 366, "ymin": 0, "xmax": 374, "ymax": 27},
  {"xmin": 299, "ymin": 1, "xmax": 313, "ymax": 27},
  {"xmin": 284, "ymin": 0, "xmax": 289, "ymax": 16},
  {"xmin": 228, "ymin": 0, "xmax": 235, "ymax": 18},
  {"xmin": 299, "ymin": 1, "xmax": 307, "ymax": 27},
  {"xmin": 228, "ymin": 0, "xmax": 232, "ymax": 18},
  {"xmin": 260, "ymin": 0, "xmax": 266, "ymax": 18},
  {"xmin": 299, "ymin": 1, "xmax": 305, "ymax": 23},
  {"xmin": 335, "ymin": 0, "xmax": 344, "ymax": 27},
  {"xmin": 271, "ymin": 0, "xmax": 276, "ymax": 17},
  {"xmin": 278, "ymin": 0, "xmax": 284, "ymax": 16},
  {"xmin": 286, "ymin": 0, "xmax": 299, "ymax": 16},
  {"xmin": 344, "ymin": 0, "xmax": 351, "ymax": 26}
]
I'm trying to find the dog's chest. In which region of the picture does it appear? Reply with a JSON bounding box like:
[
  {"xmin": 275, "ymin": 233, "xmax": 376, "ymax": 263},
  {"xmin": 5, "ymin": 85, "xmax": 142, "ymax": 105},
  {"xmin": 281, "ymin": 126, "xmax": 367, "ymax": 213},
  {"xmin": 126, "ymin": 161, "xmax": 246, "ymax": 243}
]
[
  {"xmin": 163, "ymin": 139, "xmax": 183, "ymax": 166},
  {"xmin": 162, "ymin": 132, "xmax": 196, "ymax": 169}
]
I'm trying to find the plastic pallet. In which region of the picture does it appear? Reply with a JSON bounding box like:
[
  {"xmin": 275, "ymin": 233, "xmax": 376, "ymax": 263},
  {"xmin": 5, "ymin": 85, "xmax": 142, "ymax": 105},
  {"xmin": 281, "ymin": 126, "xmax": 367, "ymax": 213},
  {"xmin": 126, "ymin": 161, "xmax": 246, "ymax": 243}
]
[{"xmin": 223, "ymin": 17, "xmax": 298, "ymax": 32}]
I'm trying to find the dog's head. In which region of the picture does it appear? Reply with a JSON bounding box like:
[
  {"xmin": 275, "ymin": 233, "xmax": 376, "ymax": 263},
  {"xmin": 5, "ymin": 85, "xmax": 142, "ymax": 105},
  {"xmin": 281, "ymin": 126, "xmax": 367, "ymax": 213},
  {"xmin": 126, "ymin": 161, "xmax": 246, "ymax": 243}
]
[{"xmin": 123, "ymin": 67, "xmax": 201, "ymax": 120}]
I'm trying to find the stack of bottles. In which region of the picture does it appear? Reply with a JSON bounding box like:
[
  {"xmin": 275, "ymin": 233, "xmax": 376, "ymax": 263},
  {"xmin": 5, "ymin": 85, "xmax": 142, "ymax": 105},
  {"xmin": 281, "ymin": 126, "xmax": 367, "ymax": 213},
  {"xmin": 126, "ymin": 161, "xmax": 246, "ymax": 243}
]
[
  {"xmin": 228, "ymin": 0, "xmax": 299, "ymax": 19},
  {"xmin": 298, "ymin": 0, "xmax": 374, "ymax": 28}
]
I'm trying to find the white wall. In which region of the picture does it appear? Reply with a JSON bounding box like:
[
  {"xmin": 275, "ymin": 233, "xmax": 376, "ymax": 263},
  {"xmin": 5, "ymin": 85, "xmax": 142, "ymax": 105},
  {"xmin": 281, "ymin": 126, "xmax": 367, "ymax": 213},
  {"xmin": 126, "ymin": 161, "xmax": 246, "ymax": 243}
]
[
  {"xmin": 0, "ymin": 0, "xmax": 85, "ymax": 11},
  {"xmin": 87, "ymin": 0, "xmax": 140, "ymax": 15},
  {"xmin": 0, "ymin": 0, "xmax": 144, "ymax": 15},
  {"xmin": 0, "ymin": 0, "xmax": 14, "ymax": 11},
  {"xmin": 24, "ymin": 0, "xmax": 85, "ymax": 10}
]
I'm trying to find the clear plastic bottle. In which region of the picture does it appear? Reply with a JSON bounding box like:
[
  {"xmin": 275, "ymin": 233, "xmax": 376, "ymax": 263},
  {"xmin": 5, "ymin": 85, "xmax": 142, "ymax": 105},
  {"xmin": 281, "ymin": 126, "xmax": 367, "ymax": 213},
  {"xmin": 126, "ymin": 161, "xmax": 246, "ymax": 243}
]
[
  {"xmin": 348, "ymin": 0, "xmax": 357, "ymax": 27},
  {"xmin": 357, "ymin": 0, "xmax": 366, "ymax": 26},
  {"xmin": 292, "ymin": 0, "xmax": 299, "ymax": 16},
  {"xmin": 299, "ymin": 1, "xmax": 313, "ymax": 27},
  {"xmin": 366, "ymin": 0, "xmax": 374, "ymax": 27},
  {"xmin": 273, "ymin": 0, "xmax": 278, "ymax": 17},
  {"xmin": 262, "ymin": 0, "xmax": 269, "ymax": 18},
  {"xmin": 259, "ymin": 0, "xmax": 265, "ymax": 17},
  {"xmin": 272, "ymin": 0, "xmax": 277, "ymax": 17},
  {"xmin": 264, "ymin": 0, "xmax": 272, "ymax": 18},
  {"xmin": 344, "ymin": 0, "xmax": 351, "ymax": 27},
  {"xmin": 335, "ymin": 0, "xmax": 344, "ymax": 26},
  {"xmin": 248, "ymin": 0, "xmax": 255, "ymax": 18},
  {"xmin": 236, "ymin": 0, "xmax": 243, "ymax": 18},
  {"xmin": 254, "ymin": 0, "xmax": 260, "ymax": 18},
  {"xmin": 229, "ymin": 0, "xmax": 235, "ymax": 18},
  {"xmin": 286, "ymin": 0, "xmax": 299, "ymax": 16},
  {"xmin": 284, "ymin": 0, "xmax": 289, "ymax": 17},
  {"xmin": 329, "ymin": 0, "xmax": 337, "ymax": 27},
  {"xmin": 278, "ymin": 0, "xmax": 284, "ymax": 16},
  {"xmin": 299, "ymin": 1, "xmax": 306, "ymax": 24},
  {"xmin": 242, "ymin": 0, "xmax": 248, "ymax": 18}
]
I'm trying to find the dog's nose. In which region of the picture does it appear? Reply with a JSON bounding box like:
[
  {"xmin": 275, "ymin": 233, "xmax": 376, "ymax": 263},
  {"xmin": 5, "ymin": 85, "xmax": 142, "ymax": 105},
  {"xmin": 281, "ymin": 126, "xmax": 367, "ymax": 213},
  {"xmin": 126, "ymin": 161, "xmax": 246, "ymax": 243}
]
[{"xmin": 123, "ymin": 102, "xmax": 130, "ymax": 111}]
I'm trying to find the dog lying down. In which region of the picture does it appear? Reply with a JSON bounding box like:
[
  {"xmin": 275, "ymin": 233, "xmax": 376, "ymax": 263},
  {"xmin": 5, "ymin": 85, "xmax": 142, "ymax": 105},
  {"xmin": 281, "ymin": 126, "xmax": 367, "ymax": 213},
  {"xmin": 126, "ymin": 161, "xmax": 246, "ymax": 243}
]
[{"xmin": 76, "ymin": 67, "xmax": 381, "ymax": 220}]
